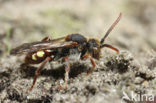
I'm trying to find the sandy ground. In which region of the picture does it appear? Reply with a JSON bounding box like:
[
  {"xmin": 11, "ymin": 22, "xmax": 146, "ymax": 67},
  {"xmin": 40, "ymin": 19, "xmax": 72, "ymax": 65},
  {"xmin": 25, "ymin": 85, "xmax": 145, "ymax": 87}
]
[{"xmin": 0, "ymin": 0, "xmax": 156, "ymax": 103}]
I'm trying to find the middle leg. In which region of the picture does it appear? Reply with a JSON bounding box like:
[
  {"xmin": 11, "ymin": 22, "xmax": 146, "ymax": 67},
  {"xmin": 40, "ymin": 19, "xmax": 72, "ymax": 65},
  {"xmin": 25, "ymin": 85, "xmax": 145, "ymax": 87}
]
[
  {"xmin": 58, "ymin": 56, "xmax": 70, "ymax": 90},
  {"xmin": 64, "ymin": 56, "xmax": 70, "ymax": 89}
]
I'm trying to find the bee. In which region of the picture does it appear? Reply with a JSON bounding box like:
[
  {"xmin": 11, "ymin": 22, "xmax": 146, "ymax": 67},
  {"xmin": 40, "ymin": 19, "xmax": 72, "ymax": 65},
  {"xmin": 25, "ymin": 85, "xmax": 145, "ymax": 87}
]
[{"xmin": 10, "ymin": 13, "xmax": 122, "ymax": 93}]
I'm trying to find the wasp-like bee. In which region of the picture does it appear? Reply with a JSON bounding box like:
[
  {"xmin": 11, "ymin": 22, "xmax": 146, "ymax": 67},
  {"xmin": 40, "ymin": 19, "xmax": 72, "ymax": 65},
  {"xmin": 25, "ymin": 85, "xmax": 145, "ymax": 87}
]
[{"xmin": 10, "ymin": 13, "xmax": 122, "ymax": 93}]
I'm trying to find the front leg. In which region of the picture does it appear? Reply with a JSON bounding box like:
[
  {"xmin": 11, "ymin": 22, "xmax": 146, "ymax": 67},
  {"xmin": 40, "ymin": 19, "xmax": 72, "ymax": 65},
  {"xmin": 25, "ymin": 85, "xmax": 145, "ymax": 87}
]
[{"xmin": 81, "ymin": 55, "xmax": 96, "ymax": 76}]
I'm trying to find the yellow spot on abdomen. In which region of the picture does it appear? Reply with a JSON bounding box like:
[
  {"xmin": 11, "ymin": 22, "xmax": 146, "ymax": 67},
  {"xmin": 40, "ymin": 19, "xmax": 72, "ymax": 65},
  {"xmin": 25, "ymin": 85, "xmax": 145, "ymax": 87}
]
[
  {"xmin": 37, "ymin": 50, "xmax": 45, "ymax": 57},
  {"xmin": 32, "ymin": 54, "xmax": 37, "ymax": 61}
]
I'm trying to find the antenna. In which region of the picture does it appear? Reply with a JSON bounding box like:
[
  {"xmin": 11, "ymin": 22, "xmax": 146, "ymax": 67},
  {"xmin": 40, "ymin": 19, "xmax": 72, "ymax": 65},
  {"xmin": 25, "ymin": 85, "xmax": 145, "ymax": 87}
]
[{"xmin": 100, "ymin": 13, "xmax": 122, "ymax": 44}]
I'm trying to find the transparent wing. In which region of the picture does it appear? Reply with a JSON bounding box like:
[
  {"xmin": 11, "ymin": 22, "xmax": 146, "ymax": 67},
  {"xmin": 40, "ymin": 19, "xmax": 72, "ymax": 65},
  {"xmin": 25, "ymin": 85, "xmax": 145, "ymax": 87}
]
[{"xmin": 10, "ymin": 39, "xmax": 77, "ymax": 55}]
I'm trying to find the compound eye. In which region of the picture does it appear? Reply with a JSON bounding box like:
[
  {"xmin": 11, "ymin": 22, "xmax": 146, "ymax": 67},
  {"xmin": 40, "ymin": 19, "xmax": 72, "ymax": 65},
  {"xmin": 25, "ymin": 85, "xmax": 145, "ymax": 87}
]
[{"xmin": 37, "ymin": 50, "xmax": 45, "ymax": 57}]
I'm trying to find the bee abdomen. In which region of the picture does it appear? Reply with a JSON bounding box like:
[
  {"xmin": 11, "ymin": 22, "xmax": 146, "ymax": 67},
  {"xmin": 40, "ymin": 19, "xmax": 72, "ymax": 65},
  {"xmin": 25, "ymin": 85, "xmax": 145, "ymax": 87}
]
[{"xmin": 25, "ymin": 50, "xmax": 52, "ymax": 64}]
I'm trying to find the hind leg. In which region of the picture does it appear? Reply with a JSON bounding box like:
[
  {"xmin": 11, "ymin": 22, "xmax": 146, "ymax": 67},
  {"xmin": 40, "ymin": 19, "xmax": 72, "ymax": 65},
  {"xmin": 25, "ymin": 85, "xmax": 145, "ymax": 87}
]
[{"xmin": 26, "ymin": 57, "xmax": 52, "ymax": 94}]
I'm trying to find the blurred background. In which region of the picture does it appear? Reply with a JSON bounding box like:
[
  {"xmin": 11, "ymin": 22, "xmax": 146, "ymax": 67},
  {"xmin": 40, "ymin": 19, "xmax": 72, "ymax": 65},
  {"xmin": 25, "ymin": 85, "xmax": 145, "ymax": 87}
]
[
  {"xmin": 0, "ymin": 1, "xmax": 156, "ymax": 102},
  {"xmin": 0, "ymin": 0, "xmax": 156, "ymax": 63}
]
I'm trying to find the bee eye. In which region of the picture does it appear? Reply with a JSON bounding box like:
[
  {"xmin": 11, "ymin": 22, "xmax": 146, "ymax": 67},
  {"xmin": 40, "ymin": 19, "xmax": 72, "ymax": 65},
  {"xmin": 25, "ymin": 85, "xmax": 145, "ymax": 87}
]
[{"xmin": 37, "ymin": 50, "xmax": 45, "ymax": 57}]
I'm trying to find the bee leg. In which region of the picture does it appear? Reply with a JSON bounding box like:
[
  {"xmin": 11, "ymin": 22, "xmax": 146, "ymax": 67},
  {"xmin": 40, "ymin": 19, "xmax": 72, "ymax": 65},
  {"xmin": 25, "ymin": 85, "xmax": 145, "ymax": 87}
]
[
  {"xmin": 58, "ymin": 56, "xmax": 70, "ymax": 90},
  {"xmin": 42, "ymin": 36, "xmax": 52, "ymax": 41},
  {"xmin": 81, "ymin": 55, "xmax": 96, "ymax": 76},
  {"xmin": 64, "ymin": 56, "xmax": 70, "ymax": 89},
  {"xmin": 100, "ymin": 44, "xmax": 119, "ymax": 54},
  {"xmin": 26, "ymin": 57, "xmax": 52, "ymax": 94}
]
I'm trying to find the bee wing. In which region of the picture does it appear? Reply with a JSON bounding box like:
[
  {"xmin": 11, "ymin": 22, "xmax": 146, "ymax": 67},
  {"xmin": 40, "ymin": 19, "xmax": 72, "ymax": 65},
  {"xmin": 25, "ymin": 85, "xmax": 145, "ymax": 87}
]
[
  {"xmin": 10, "ymin": 40, "xmax": 77, "ymax": 55},
  {"xmin": 10, "ymin": 41, "xmax": 51, "ymax": 55}
]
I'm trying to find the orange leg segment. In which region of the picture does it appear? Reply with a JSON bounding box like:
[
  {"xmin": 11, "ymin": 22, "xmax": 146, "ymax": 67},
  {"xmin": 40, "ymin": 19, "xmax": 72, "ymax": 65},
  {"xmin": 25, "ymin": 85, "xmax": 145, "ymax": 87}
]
[
  {"xmin": 58, "ymin": 56, "xmax": 70, "ymax": 90},
  {"xmin": 26, "ymin": 57, "xmax": 52, "ymax": 94},
  {"xmin": 42, "ymin": 36, "xmax": 52, "ymax": 41},
  {"xmin": 81, "ymin": 55, "xmax": 96, "ymax": 75},
  {"xmin": 64, "ymin": 56, "xmax": 70, "ymax": 89}
]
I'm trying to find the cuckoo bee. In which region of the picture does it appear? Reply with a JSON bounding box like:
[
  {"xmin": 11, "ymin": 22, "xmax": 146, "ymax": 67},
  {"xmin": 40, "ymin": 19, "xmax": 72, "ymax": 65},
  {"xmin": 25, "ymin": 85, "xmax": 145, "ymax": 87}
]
[{"xmin": 10, "ymin": 13, "xmax": 122, "ymax": 93}]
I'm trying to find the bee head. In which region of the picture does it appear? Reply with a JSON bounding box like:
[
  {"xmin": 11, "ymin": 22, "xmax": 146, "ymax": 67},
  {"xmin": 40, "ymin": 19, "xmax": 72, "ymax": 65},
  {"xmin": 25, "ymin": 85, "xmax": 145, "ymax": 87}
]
[{"xmin": 87, "ymin": 39, "xmax": 101, "ymax": 60}]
